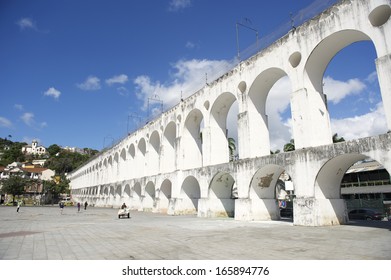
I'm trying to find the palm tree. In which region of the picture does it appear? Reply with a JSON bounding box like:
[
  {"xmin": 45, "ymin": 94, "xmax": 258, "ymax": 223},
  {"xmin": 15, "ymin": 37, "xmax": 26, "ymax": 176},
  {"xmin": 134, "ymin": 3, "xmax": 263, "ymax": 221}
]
[
  {"xmin": 283, "ymin": 139, "xmax": 295, "ymax": 152},
  {"xmin": 228, "ymin": 137, "xmax": 236, "ymax": 161}
]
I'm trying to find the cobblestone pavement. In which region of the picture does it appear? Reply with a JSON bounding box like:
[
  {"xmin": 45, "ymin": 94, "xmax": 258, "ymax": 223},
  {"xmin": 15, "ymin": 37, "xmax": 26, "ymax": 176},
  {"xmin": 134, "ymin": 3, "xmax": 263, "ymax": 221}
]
[{"xmin": 0, "ymin": 205, "xmax": 390, "ymax": 260}]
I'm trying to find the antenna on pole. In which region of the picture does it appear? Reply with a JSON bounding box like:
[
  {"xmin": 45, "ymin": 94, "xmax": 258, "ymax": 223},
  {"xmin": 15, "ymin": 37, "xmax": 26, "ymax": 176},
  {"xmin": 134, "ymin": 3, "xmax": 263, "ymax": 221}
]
[
  {"xmin": 290, "ymin": 12, "xmax": 296, "ymax": 30},
  {"xmin": 236, "ymin": 18, "xmax": 259, "ymax": 61},
  {"xmin": 127, "ymin": 113, "xmax": 143, "ymax": 135},
  {"xmin": 147, "ymin": 94, "xmax": 163, "ymax": 121}
]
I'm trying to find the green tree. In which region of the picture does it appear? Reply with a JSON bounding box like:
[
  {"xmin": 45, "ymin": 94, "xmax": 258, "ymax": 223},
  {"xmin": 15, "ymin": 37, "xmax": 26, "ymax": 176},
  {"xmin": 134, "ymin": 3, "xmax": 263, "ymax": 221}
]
[
  {"xmin": 283, "ymin": 139, "xmax": 295, "ymax": 152},
  {"xmin": 45, "ymin": 150, "xmax": 91, "ymax": 175},
  {"xmin": 2, "ymin": 176, "xmax": 27, "ymax": 204},
  {"xmin": 332, "ymin": 133, "xmax": 345, "ymax": 143},
  {"xmin": 42, "ymin": 175, "xmax": 70, "ymax": 204},
  {"xmin": 47, "ymin": 144, "xmax": 61, "ymax": 156},
  {"xmin": 0, "ymin": 141, "xmax": 27, "ymax": 166}
]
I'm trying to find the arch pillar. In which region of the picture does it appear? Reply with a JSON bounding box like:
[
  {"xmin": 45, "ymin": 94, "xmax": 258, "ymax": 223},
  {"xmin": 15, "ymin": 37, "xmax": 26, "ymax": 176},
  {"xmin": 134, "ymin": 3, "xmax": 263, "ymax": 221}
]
[
  {"xmin": 376, "ymin": 54, "xmax": 391, "ymax": 132},
  {"xmin": 291, "ymin": 88, "xmax": 333, "ymax": 149},
  {"xmin": 292, "ymin": 151, "xmax": 348, "ymax": 226},
  {"xmin": 237, "ymin": 110, "xmax": 270, "ymax": 159}
]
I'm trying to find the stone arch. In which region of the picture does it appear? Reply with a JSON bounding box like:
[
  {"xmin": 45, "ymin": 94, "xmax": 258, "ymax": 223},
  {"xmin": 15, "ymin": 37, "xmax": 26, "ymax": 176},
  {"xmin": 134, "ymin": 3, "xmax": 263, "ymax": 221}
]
[
  {"xmin": 247, "ymin": 67, "xmax": 289, "ymax": 157},
  {"xmin": 144, "ymin": 181, "xmax": 155, "ymax": 210},
  {"xmin": 249, "ymin": 164, "xmax": 289, "ymax": 220},
  {"xmin": 109, "ymin": 186, "xmax": 115, "ymax": 197},
  {"xmin": 208, "ymin": 171, "xmax": 236, "ymax": 217},
  {"xmin": 120, "ymin": 148, "xmax": 126, "ymax": 161},
  {"xmin": 179, "ymin": 176, "xmax": 201, "ymax": 214},
  {"xmin": 305, "ymin": 30, "xmax": 372, "ymax": 94},
  {"xmin": 159, "ymin": 179, "xmax": 172, "ymax": 213},
  {"xmin": 137, "ymin": 138, "xmax": 146, "ymax": 176},
  {"xmin": 138, "ymin": 138, "xmax": 146, "ymax": 156},
  {"xmin": 115, "ymin": 185, "xmax": 121, "ymax": 197},
  {"xmin": 183, "ymin": 109, "xmax": 204, "ymax": 169},
  {"xmin": 149, "ymin": 131, "xmax": 160, "ymax": 175},
  {"xmin": 114, "ymin": 152, "xmax": 119, "ymax": 164},
  {"xmin": 315, "ymin": 153, "xmax": 390, "ymax": 200},
  {"xmin": 131, "ymin": 182, "xmax": 142, "ymax": 210},
  {"xmin": 124, "ymin": 184, "xmax": 131, "ymax": 197},
  {"xmin": 128, "ymin": 144, "xmax": 135, "ymax": 158},
  {"xmin": 162, "ymin": 121, "xmax": 176, "ymax": 173},
  {"xmin": 209, "ymin": 92, "xmax": 238, "ymax": 164}
]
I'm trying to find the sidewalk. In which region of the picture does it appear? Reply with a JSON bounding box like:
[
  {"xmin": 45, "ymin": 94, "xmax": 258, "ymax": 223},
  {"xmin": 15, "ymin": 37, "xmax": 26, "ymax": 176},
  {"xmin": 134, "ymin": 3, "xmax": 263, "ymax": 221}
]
[{"xmin": 0, "ymin": 205, "xmax": 390, "ymax": 260}]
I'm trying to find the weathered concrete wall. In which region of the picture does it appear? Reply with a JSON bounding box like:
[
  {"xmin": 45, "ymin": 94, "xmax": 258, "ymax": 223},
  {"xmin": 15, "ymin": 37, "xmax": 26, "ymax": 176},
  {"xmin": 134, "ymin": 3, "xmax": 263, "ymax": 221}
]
[{"xmin": 68, "ymin": 0, "xmax": 391, "ymax": 226}]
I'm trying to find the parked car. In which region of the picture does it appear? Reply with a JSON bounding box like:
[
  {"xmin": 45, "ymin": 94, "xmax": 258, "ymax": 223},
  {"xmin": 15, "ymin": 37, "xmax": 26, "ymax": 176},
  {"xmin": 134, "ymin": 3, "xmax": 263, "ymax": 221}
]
[{"xmin": 348, "ymin": 208, "xmax": 384, "ymax": 220}]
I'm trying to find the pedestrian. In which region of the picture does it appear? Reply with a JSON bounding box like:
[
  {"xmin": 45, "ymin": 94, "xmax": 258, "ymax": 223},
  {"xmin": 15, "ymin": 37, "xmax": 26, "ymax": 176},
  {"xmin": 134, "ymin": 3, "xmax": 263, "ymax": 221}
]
[
  {"xmin": 59, "ymin": 201, "xmax": 64, "ymax": 214},
  {"xmin": 77, "ymin": 202, "xmax": 81, "ymax": 212},
  {"xmin": 16, "ymin": 200, "xmax": 22, "ymax": 212},
  {"xmin": 84, "ymin": 201, "xmax": 88, "ymax": 210}
]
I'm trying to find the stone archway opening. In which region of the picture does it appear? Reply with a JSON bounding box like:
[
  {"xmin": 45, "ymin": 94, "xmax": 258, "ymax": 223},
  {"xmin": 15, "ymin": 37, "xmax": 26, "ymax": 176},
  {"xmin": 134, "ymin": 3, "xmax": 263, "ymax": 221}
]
[
  {"xmin": 205, "ymin": 172, "xmax": 236, "ymax": 218},
  {"xmin": 149, "ymin": 131, "xmax": 160, "ymax": 175},
  {"xmin": 315, "ymin": 154, "xmax": 391, "ymax": 224},
  {"xmin": 249, "ymin": 164, "xmax": 294, "ymax": 221},
  {"xmin": 131, "ymin": 182, "xmax": 142, "ymax": 210},
  {"xmin": 210, "ymin": 92, "xmax": 238, "ymax": 164},
  {"xmin": 307, "ymin": 30, "xmax": 386, "ymax": 144},
  {"xmin": 144, "ymin": 181, "xmax": 155, "ymax": 211},
  {"xmin": 162, "ymin": 121, "xmax": 176, "ymax": 173},
  {"xmin": 183, "ymin": 109, "xmax": 204, "ymax": 169},
  {"xmin": 248, "ymin": 68, "xmax": 292, "ymax": 156},
  {"xmin": 178, "ymin": 176, "xmax": 201, "ymax": 215},
  {"xmin": 159, "ymin": 179, "xmax": 172, "ymax": 213}
]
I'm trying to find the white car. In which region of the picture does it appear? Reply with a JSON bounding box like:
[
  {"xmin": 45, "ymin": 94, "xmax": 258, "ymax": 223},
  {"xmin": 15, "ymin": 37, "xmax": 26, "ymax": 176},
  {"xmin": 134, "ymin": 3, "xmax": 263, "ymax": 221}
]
[{"xmin": 118, "ymin": 207, "xmax": 130, "ymax": 219}]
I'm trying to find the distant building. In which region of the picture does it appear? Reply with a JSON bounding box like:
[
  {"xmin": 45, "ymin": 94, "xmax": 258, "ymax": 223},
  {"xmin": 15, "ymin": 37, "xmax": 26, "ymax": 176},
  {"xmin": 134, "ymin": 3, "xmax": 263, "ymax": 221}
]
[
  {"xmin": 62, "ymin": 146, "xmax": 87, "ymax": 154},
  {"xmin": 22, "ymin": 140, "xmax": 46, "ymax": 156},
  {"xmin": 0, "ymin": 162, "xmax": 55, "ymax": 204}
]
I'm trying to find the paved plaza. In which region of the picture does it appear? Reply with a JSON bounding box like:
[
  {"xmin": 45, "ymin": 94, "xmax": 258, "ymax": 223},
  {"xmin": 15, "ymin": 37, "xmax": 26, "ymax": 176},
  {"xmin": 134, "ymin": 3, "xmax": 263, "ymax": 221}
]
[{"xmin": 0, "ymin": 205, "xmax": 390, "ymax": 260}]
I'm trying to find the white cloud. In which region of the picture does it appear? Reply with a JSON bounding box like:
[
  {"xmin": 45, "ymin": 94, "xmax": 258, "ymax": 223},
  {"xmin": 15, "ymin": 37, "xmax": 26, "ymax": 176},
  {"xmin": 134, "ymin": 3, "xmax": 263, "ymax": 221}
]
[
  {"xmin": 168, "ymin": 0, "xmax": 191, "ymax": 11},
  {"xmin": 0, "ymin": 117, "xmax": 12, "ymax": 128},
  {"xmin": 77, "ymin": 76, "xmax": 101, "ymax": 91},
  {"xmin": 134, "ymin": 58, "xmax": 234, "ymax": 111},
  {"xmin": 366, "ymin": 71, "xmax": 378, "ymax": 84},
  {"xmin": 117, "ymin": 86, "xmax": 129, "ymax": 96},
  {"xmin": 16, "ymin": 17, "xmax": 36, "ymax": 31},
  {"xmin": 14, "ymin": 104, "xmax": 24, "ymax": 111},
  {"xmin": 323, "ymin": 76, "xmax": 366, "ymax": 104},
  {"xmin": 331, "ymin": 102, "xmax": 387, "ymax": 140},
  {"xmin": 185, "ymin": 41, "xmax": 196, "ymax": 49},
  {"xmin": 21, "ymin": 112, "xmax": 35, "ymax": 126},
  {"xmin": 44, "ymin": 87, "xmax": 61, "ymax": 99},
  {"xmin": 106, "ymin": 74, "xmax": 129, "ymax": 86},
  {"xmin": 20, "ymin": 112, "xmax": 47, "ymax": 130}
]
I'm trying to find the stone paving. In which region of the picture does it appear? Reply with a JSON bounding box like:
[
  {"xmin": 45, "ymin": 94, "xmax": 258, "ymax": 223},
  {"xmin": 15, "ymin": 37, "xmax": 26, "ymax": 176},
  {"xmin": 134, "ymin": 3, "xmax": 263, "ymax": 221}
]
[{"xmin": 0, "ymin": 205, "xmax": 390, "ymax": 260}]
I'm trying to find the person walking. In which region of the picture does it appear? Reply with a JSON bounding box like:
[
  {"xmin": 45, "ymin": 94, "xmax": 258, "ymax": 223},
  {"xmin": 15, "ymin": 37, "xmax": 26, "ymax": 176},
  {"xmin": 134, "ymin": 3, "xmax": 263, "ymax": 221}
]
[
  {"xmin": 16, "ymin": 200, "xmax": 22, "ymax": 212},
  {"xmin": 77, "ymin": 202, "xmax": 81, "ymax": 212},
  {"xmin": 84, "ymin": 201, "xmax": 88, "ymax": 210},
  {"xmin": 59, "ymin": 201, "xmax": 64, "ymax": 214}
]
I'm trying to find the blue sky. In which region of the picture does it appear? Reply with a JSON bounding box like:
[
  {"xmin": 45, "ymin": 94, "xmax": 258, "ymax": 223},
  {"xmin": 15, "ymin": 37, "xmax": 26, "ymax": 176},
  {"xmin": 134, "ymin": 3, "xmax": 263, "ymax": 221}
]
[{"xmin": 0, "ymin": 0, "xmax": 386, "ymax": 151}]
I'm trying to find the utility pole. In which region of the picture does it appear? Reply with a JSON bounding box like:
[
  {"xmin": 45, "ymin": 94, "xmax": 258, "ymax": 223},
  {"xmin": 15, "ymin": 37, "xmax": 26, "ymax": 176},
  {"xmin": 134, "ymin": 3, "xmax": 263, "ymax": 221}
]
[{"xmin": 236, "ymin": 18, "xmax": 259, "ymax": 61}]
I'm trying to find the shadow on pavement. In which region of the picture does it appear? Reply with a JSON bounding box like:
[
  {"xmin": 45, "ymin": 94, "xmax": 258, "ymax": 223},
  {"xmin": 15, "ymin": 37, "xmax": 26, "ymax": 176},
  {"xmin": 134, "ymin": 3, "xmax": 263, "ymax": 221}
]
[{"xmin": 346, "ymin": 220, "xmax": 391, "ymax": 231}]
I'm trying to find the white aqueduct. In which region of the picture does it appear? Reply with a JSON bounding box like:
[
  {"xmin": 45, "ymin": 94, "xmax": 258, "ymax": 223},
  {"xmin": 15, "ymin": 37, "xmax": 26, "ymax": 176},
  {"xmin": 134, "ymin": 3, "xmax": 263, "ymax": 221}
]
[{"xmin": 68, "ymin": 0, "xmax": 391, "ymax": 226}]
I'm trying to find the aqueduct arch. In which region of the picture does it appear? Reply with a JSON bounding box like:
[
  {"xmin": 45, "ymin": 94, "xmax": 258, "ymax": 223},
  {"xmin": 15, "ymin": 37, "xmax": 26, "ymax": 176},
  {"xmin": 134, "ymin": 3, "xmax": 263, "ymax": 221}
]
[{"xmin": 69, "ymin": 0, "xmax": 391, "ymax": 226}]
